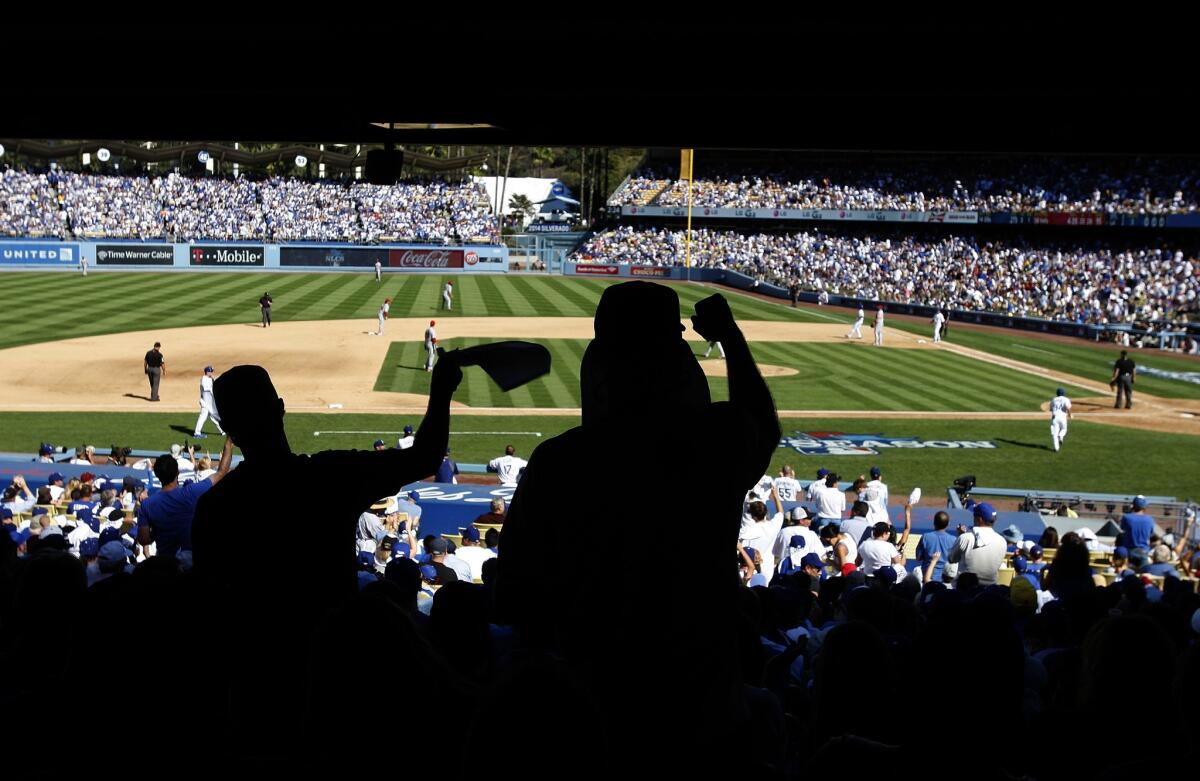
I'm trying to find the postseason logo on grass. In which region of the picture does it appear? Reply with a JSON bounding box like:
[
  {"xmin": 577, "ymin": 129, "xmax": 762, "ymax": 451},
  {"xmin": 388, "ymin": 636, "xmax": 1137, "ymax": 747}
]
[{"xmin": 780, "ymin": 431, "xmax": 999, "ymax": 456}]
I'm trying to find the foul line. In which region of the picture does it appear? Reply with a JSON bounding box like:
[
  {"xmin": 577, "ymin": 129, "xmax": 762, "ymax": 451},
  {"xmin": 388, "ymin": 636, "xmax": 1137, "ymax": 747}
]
[
  {"xmin": 313, "ymin": 430, "xmax": 543, "ymax": 437},
  {"xmin": 1009, "ymin": 343, "xmax": 1056, "ymax": 355}
]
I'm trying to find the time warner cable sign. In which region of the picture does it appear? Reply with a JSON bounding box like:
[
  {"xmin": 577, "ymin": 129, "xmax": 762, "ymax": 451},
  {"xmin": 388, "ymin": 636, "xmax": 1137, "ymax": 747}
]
[{"xmin": 780, "ymin": 431, "xmax": 998, "ymax": 456}]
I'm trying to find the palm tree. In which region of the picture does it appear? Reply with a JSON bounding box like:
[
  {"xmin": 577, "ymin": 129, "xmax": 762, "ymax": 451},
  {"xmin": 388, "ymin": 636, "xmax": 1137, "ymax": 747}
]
[{"xmin": 509, "ymin": 194, "xmax": 535, "ymax": 226}]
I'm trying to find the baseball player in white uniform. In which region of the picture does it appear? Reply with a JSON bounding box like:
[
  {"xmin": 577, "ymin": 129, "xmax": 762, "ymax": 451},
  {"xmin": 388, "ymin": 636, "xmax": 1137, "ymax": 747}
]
[
  {"xmin": 424, "ymin": 320, "xmax": 437, "ymax": 371},
  {"xmin": 397, "ymin": 425, "xmax": 415, "ymax": 449},
  {"xmin": 873, "ymin": 305, "xmax": 885, "ymax": 346},
  {"xmin": 442, "ymin": 281, "xmax": 453, "ymax": 311},
  {"xmin": 374, "ymin": 260, "xmax": 382, "ymax": 282},
  {"xmin": 372, "ymin": 297, "xmax": 391, "ymax": 336},
  {"xmin": 80, "ymin": 255, "xmax": 89, "ymax": 276},
  {"xmin": 702, "ymin": 341, "xmax": 725, "ymax": 358},
  {"xmin": 932, "ymin": 309, "xmax": 946, "ymax": 343},
  {"xmin": 192, "ymin": 366, "xmax": 224, "ymax": 438},
  {"xmin": 487, "ymin": 445, "xmax": 528, "ymax": 486},
  {"xmin": 846, "ymin": 303, "xmax": 864, "ymax": 339},
  {"xmin": 1049, "ymin": 387, "xmax": 1073, "ymax": 452}
]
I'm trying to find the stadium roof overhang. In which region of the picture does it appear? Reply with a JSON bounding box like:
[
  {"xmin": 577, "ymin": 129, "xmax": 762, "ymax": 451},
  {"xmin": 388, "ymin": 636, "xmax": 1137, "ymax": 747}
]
[{"xmin": 5, "ymin": 21, "xmax": 1196, "ymax": 155}]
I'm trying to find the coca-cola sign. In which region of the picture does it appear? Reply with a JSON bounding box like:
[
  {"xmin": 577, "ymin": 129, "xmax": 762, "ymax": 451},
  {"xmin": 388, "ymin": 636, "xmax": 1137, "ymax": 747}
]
[{"xmin": 388, "ymin": 249, "xmax": 465, "ymax": 268}]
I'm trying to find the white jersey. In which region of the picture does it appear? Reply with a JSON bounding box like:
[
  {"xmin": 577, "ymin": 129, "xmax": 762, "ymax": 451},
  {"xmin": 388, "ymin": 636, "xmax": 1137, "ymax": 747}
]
[
  {"xmin": 425, "ymin": 326, "xmax": 436, "ymax": 347},
  {"xmin": 854, "ymin": 307, "xmax": 864, "ymax": 324},
  {"xmin": 488, "ymin": 454, "xmax": 528, "ymax": 486},
  {"xmin": 816, "ymin": 486, "xmax": 846, "ymax": 520},
  {"xmin": 199, "ymin": 375, "xmax": 216, "ymax": 408},
  {"xmin": 774, "ymin": 477, "xmax": 802, "ymax": 503},
  {"xmin": 396, "ymin": 435, "xmax": 415, "ymax": 449},
  {"xmin": 864, "ymin": 479, "xmax": 890, "ymax": 526},
  {"xmin": 443, "ymin": 283, "xmax": 453, "ymax": 300},
  {"xmin": 1049, "ymin": 395, "xmax": 1072, "ymax": 419},
  {"xmin": 379, "ymin": 301, "xmax": 390, "ymax": 318},
  {"xmin": 874, "ymin": 310, "xmax": 885, "ymax": 330},
  {"xmin": 806, "ymin": 480, "xmax": 826, "ymax": 505},
  {"xmin": 933, "ymin": 312, "xmax": 945, "ymax": 329}
]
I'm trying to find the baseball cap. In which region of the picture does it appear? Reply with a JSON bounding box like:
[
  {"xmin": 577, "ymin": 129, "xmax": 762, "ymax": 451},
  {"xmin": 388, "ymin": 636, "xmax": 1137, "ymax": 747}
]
[
  {"xmin": 420, "ymin": 564, "xmax": 439, "ymax": 582},
  {"xmin": 39, "ymin": 443, "xmax": 53, "ymax": 455},
  {"xmin": 378, "ymin": 536, "xmax": 396, "ymax": 552},
  {"xmin": 407, "ymin": 491, "xmax": 420, "ymax": 502},
  {"xmin": 800, "ymin": 552, "xmax": 824, "ymax": 570},
  {"xmin": 870, "ymin": 466, "xmax": 881, "ymax": 478},
  {"xmin": 0, "ymin": 508, "xmax": 13, "ymax": 521},
  {"xmin": 80, "ymin": 472, "xmax": 95, "ymax": 484},
  {"xmin": 48, "ymin": 472, "xmax": 64, "ymax": 484},
  {"xmin": 428, "ymin": 537, "xmax": 449, "ymax": 555},
  {"xmin": 79, "ymin": 538, "xmax": 100, "ymax": 557},
  {"xmin": 816, "ymin": 468, "xmax": 829, "ymax": 478},
  {"xmin": 205, "ymin": 366, "xmax": 214, "ymax": 373},
  {"xmin": 430, "ymin": 320, "xmax": 436, "ymax": 326},
  {"xmin": 874, "ymin": 566, "xmax": 898, "ymax": 584},
  {"xmin": 357, "ymin": 551, "xmax": 374, "ymax": 569},
  {"xmin": 788, "ymin": 506, "xmax": 808, "ymax": 521},
  {"xmin": 403, "ymin": 425, "xmax": 414, "ymax": 435},
  {"xmin": 1029, "ymin": 545, "xmax": 1044, "ymax": 557},
  {"xmin": 1012, "ymin": 556, "xmax": 1028, "ymax": 573},
  {"xmin": 32, "ymin": 507, "xmax": 48, "ymax": 517},
  {"xmin": 1114, "ymin": 546, "xmax": 1130, "ymax": 558},
  {"xmin": 788, "ymin": 535, "xmax": 807, "ymax": 549},
  {"xmin": 973, "ymin": 502, "xmax": 997, "ymax": 523},
  {"xmin": 1056, "ymin": 387, "xmax": 1065, "ymax": 396},
  {"xmin": 98, "ymin": 527, "xmax": 123, "ymax": 546},
  {"xmin": 1133, "ymin": 496, "xmax": 1148, "ymax": 510},
  {"xmin": 373, "ymin": 439, "xmax": 385, "ymax": 448},
  {"xmin": 460, "ymin": 527, "xmax": 481, "ymax": 542}
]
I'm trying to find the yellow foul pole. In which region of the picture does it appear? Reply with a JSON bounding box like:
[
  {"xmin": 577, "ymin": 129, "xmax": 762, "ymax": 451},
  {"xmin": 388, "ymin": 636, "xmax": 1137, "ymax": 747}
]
[{"xmin": 682, "ymin": 148, "xmax": 694, "ymax": 274}]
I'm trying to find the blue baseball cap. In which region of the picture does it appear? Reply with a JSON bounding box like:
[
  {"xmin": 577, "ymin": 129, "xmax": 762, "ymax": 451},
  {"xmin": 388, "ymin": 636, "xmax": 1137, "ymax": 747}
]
[
  {"xmin": 75, "ymin": 507, "xmax": 94, "ymax": 524},
  {"xmin": 460, "ymin": 527, "xmax": 481, "ymax": 542},
  {"xmin": 407, "ymin": 491, "xmax": 420, "ymax": 502},
  {"xmin": 80, "ymin": 538, "xmax": 100, "ymax": 557},
  {"xmin": 875, "ymin": 566, "xmax": 898, "ymax": 584},
  {"xmin": 973, "ymin": 502, "xmax": 997, "ymax": 523},
  {"xmin": 870, "ymin": 466, "xmax": 881, "ymax": 478},
  {"xmin": 48, "ymin": 472, "xmax": 64, "ymax": 484},
  {"xmin": 788, "ymin": 535, "xmax": 807, "ymax": 549},
  {"xmin": 800, "ymin": 552, "xmax": 824, "ymax": 570},
  {"xmin": 1114, "ymin": 546, "xmax": 1130, "ymax": 558},
  {"xmin": 39, "ymin": 443, "xmax": 53, "ymax": 455},
  {"xmin": 32, "ymin": 507, "xmax": 48, "ymax": 517},
  {"xmin": 1029, "ymin": 545, "xmax": 1043, "ymax": 557},
  {"xmin": 1132, "ymin": 496, "xmax": 1148, "ymax": 510},
  {"xmin": 403, "ymin": 425, "xmax": 414, "ymax": 435},
  {"xmin": 420, "ymin": 564, "xmax": 438, "ymax": 581},
  {"xmin": 373, "ymin": 439, "xmax": 385, "ymax": 448},
  {"xmin": 1056, "ymin": 387, "xmax": 1065, "ymax": 396},
  {"xmin": 816, "ymin": 468, "xmax": 829, "ymax": 478},
  {"xmin": 204, "ymin": 366, "xmax": 214, "ymax": 373},
  {"xmin": 98, "ymin": 527, "xmax": 123, "ymax": 546},
  {"xmin": 0, "ymin": 508, "xmax": 13, "ymax": 521},
  {"xmin": 742, "ymin": 546, "xmax": 758, "ymax": 561},
  {"xmin": 357, "ymin": 551, "xmax": 374, "ymax": 569}
]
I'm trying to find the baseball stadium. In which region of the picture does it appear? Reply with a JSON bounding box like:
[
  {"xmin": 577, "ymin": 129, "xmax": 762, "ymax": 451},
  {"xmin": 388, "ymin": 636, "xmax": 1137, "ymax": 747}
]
[{"xmin": 3, "ymin": 22, "xmax": 1199, "ymax": 780}]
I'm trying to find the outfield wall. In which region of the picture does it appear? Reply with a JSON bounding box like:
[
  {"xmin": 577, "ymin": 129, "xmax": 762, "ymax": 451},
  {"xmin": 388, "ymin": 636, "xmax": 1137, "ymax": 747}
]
[
  {"xmin": 562, "ymin": 262, "xmax": 1200, "ymax": 340},
  {"xmin": 0, "ymin": 238, "xmax": 509, "ymax": 272}
]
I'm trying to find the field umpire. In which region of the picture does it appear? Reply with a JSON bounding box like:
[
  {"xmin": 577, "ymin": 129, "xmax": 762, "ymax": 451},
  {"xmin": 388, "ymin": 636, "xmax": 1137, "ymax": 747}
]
[
  {"xmin": 1110, "ymin": 349, "xmax": 1136, "ymax": 409},
  {"xmin": 144, "ymin": 341, "xmax": 165, "ymax": 402}
]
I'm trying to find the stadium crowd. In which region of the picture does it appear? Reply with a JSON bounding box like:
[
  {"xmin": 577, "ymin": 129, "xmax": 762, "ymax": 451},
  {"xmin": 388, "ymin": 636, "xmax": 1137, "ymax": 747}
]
[
  {"xmin": 574, "ymin": 226, "xmax": 1200, "ymax": 325},
  {"xmin": 612, "ymin": 157, "xmax": 1200, "ymax": 214},
  {"xmin": 4, "ymin": 282, "xmax": 1200, "ymax": 778},
  {"xmin": 0, "ymin": 168, "xmax": 500, "ymax": 244}
]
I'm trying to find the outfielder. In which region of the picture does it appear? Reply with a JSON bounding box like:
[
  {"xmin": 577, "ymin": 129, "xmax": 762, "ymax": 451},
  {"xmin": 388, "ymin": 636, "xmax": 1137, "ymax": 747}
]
[
  {"xmin": 80, "ymin": 255, "xmax": 89, "ymax": 277},
  {"xmin": 193, "ymin": 366, "xmax": 224, "ymax": 438},
  {"xmin": 846, "ymin": 303, "xmax": 864, "ymax": 339},
  {"xmin": 702, "ymin": 341, "xmax": 725, "ymax": 358},
  {"xmin": 1049, "ymin": 387, "xmax": 1073, "ymax": 452},
  {"xmin": 374, "ymin": 260, "xmax": 382, "ymax": 282},
  {"xmin": 442, "ymin": 280, "xmax": 453, "ymax": 311},
  {"xmin": 873, "ymin": 305, "xmax": 885, "ymax": 346},
  {"xmin": 371, "ymin": 297, "xmax": 391, "ymax": 336},
  {"xmin": 932, "ymin": 309, "xmax": 945, "ymax": 343},
  {"xmin": 424, "ymin": 320, "xmax": 437, "ymax": 371}
]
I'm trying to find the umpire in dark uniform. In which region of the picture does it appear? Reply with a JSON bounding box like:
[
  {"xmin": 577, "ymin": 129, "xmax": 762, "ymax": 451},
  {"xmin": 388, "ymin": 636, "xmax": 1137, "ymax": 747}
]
[
  {"xmin": 144, "ymin": 341, "xmax": 165, "ymax": 401},
  {"xmin": 1111, "ymin": 349, "xmax": 1136, "ymax": 409}
]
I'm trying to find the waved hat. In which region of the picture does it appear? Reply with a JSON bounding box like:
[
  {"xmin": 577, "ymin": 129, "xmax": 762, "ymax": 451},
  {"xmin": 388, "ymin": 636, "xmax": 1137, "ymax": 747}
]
[
  {"xmin": 420, "ymin": 564, "xmax": 438, "ymax": 581},
  {"xmin": 1001, "ymin": 524, "xmax": 1024, "ymax": 543}
]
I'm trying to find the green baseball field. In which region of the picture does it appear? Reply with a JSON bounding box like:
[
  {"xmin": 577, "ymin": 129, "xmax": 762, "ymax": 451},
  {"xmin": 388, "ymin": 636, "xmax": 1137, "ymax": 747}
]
[{"xmin": 1, "ymin": 271, "xmax": 1197, "ymax": 500}]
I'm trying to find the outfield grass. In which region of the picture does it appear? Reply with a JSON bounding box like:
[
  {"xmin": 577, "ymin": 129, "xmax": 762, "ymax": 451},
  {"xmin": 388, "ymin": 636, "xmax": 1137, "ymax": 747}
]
[
  {"xmin": 0, "ymin": 272, "xmax": 831, "ymax": 351},
  {"xmin": 375, "ymin": 337, "xmax": 1091, "ymax": 411},
  {"xmin": 2, "ymin": 411, "xmax": 1196, "ymax": 499}
]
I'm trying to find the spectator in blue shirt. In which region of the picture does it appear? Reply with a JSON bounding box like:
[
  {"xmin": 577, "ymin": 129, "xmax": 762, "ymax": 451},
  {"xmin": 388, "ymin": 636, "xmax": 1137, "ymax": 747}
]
[
  {"xmin": 915, "ymin": 510, "xmax": 956, "ymax": 583},
  {"xmin": 435, "ymin": 448, "xmax": 459, "ymax": 484},
  {"xmin": 1118, "ymin": 496, "xmax": 1155, "ymax": 562},
  {"xmin": 137, "ymin": 438, "xmax": 233, "ymax": 559},
  {"xmin": 1138, "ymin": 544, "xmax": 1180, "ymax": 579}
]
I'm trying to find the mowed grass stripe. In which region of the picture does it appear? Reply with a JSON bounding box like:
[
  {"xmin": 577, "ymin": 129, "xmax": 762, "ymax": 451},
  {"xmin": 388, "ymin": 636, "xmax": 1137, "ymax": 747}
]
[
  {"xmin": 913, "ymin": 348, "xmax": 1080, "ymax": 409},
  {"xmin": 880, "ymin": 349, "xmax": 1037, "ymax": 411},
  {"xmin": 472, "ymin": 275, "xmax": 517, "ymax": 317},
  {"xmin": 507, "ymin": 276, "xmax": 574, "ymax": 317},
  {"xmin": 764, "ymin": 342, "xmax": 950, "ymax": 411},
  {"xmin": 540, "ymin": 277, "xmax": 604, "ymax": 315}
]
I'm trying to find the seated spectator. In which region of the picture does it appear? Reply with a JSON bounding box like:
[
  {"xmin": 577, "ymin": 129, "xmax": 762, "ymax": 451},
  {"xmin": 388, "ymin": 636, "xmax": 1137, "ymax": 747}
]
[
  {"xmin": 471, "ymin": 497, "xmax": 506, "ymax": 526},
  {"xmin": 454, "ymin": 526, "xmax": 496, "ymax": 581},
  {"xmin": 1138, "ymin": 544, "xmax": 1181, "ymax": 579}
]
